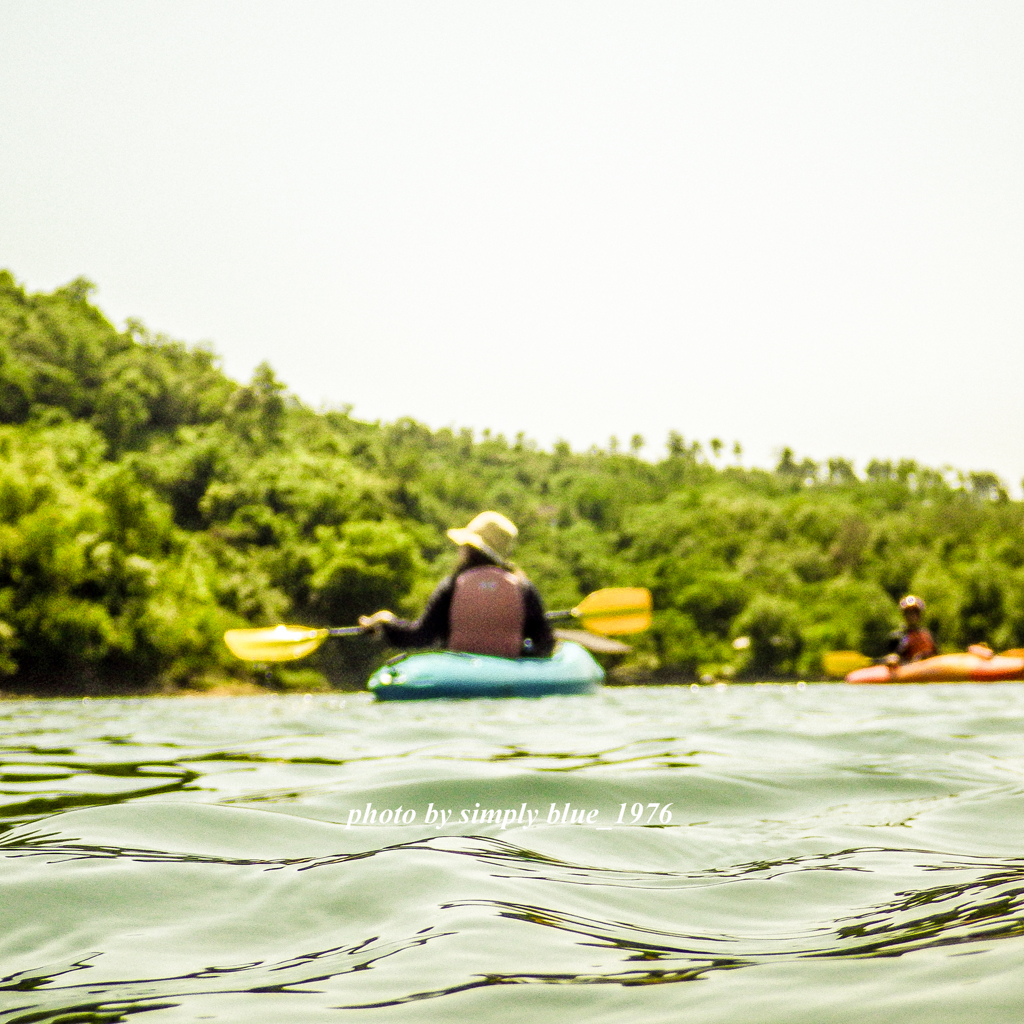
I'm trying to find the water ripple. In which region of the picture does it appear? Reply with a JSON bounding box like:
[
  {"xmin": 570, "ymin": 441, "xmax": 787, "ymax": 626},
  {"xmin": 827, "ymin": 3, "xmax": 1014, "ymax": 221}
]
[{"xmin": 0, "ymin": 688, "xmax": 1022, "ymax": 1021}]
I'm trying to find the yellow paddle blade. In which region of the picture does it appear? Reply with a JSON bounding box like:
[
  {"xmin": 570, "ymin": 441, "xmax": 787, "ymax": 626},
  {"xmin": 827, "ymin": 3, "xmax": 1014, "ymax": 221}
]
[
  {"xmin": 571, "ymin": 587, "xmax": 652, "ymax": 635},
  {"xmin": 224, "ymin": 625, "xmax": 330, "ymax": 662},
  {"xmin": 822, "ymin": 650, "xmax": 872, "ymax": 677},
  {"xmin": 999, "ymin": 648, "xmax": 1024, "ymax": 658}
]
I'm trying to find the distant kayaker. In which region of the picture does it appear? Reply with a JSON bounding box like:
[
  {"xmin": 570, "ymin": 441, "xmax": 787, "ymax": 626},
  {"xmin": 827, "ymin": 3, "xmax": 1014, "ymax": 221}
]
[
  {"xmin": 885, "ymin": 595, "xmax": 937, "ymax": 665},
  {"xmin": 359, "ymin": 511, "xmax": 556, "ymax": 658}
]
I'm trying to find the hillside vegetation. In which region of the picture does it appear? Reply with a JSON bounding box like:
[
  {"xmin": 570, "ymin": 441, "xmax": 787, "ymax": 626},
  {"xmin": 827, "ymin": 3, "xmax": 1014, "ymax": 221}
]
[{"xmin": 2, "ymin": 271, "xmax": 1022, "ymax": 692}]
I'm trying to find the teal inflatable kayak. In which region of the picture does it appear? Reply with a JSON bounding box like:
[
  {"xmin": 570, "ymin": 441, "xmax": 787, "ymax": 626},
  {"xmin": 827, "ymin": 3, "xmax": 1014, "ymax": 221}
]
[{"xmin": 367, "ymin": 641, "xmax": 604, "ymax": 700}]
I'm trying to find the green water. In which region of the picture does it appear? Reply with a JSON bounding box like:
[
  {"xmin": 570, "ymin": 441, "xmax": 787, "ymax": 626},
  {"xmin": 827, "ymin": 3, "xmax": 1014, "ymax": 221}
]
[{"xmin": 1, "ymin": 683, "xmax": 1021, "ymax": 1023}]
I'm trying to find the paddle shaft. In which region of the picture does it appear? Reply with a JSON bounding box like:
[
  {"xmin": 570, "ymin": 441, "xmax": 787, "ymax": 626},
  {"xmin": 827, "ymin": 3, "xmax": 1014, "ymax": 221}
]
[
  {"xmin": 350, "ymin": 619, "xmax": 634, "ymax": 654},
  {"xmin": 355, "ymin": 605, "xmax": 639, "ymax": 630},
  {"xmin": 546, "ymin": 609, "xmax": 583, "ymax": 623},
  {"xmin": 343, "ymin": 609, "xmax": 620, "ymax": 632},
  {"xmin": 334, "ymin": 621, "xmax": 630, "ymax": 654},
  {"xmin": 309, "ymin": 605, "xmax": 627, "ymax": 638}
]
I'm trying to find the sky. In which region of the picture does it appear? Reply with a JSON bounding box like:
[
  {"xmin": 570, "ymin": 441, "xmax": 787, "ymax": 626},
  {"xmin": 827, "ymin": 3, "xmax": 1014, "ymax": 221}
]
[{"xmin": 2, "ymin": 1, "xmax": 1022, "ymax": 485}]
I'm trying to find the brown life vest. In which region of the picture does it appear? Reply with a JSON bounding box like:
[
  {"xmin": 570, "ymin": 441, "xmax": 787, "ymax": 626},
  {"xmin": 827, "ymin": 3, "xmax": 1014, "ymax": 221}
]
[{"xmin": 447, "ymin": 565, "xmax": 525, "ymax": 658}]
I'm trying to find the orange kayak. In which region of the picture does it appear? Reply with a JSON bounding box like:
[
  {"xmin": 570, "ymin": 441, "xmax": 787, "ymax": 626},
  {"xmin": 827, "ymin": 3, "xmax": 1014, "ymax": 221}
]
[{"xmin": 846, "ymin": 653, "xmax": 1024, "ymax": 684}]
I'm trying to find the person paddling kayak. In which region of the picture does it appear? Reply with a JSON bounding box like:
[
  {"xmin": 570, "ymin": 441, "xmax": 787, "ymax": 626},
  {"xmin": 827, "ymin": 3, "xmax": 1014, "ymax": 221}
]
[
  {"xmin": 885, "ymin": 594, "xmax": 937, "ymax": 666},
  {"xmin": 359, "ymin": 511, "xmax": 556, "ymax": 658}
]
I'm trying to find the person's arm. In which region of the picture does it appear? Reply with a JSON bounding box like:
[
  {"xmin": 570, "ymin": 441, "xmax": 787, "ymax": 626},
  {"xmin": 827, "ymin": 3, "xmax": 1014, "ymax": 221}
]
[
  {"xmin": 376, "ymin": 577, "xmax": 455, "ymax": 649},
  {"xmin": 521, "ymin": 582, "xmax": 555, "ymax": 657},
  {"xmin": 881, "ymin": 629, "xmax": 909, "ymax": 666}
]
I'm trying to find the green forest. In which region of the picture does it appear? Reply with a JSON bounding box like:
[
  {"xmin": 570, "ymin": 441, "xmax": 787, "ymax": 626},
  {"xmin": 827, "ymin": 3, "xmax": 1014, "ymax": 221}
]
[{"xmin": 2, "ymin": 270, "xmax": 1023, "ymax": 694}]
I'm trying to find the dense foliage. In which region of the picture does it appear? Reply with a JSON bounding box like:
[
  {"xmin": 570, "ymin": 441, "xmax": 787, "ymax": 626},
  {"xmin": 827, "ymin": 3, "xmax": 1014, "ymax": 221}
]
[{"xmin": 2, "ymin": 270, "xmax": 1023, "ymax": 692}]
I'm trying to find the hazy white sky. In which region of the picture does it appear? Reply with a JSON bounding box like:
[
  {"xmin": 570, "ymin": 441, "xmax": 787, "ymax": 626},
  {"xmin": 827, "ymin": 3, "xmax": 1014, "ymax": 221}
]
[{"xmin": 2, "ymin": 1, "xmax": 1022, "ymax": 483}]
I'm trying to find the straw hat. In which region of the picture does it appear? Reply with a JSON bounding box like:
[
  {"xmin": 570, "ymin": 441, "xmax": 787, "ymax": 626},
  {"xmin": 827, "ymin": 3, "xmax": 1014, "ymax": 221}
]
[{"xmin": 447, "ymin": 511, "xmax": 518, "ymax": 566}]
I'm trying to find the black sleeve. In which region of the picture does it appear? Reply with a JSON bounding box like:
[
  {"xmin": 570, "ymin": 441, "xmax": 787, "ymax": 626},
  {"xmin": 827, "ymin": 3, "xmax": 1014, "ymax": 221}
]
[
  {"xmin": 886, "ymin": 630, "xmax": 903, "ymax": 655},
  {"xmin": 521, "ymin": 581, "xmax": 556, "ymax": 658},
  {"xmin": 380, "ymin": 577, "xmax": 455, "ymax": 649}
]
